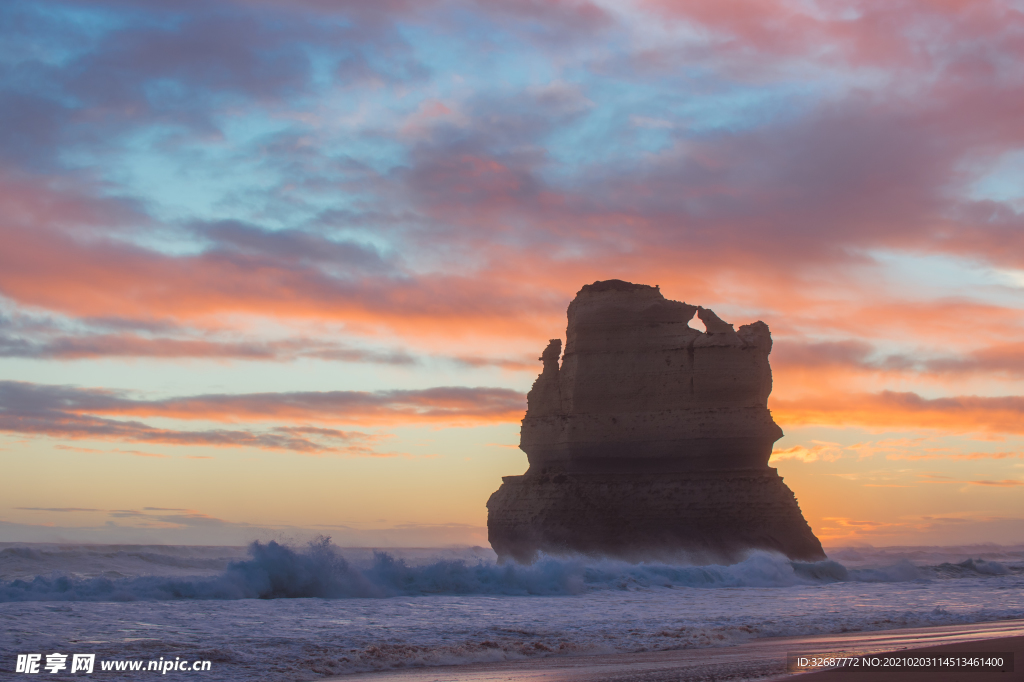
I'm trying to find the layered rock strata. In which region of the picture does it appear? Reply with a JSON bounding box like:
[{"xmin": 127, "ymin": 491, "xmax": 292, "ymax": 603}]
[{"xmin": 487, "ymin": 279, "xmax": 825, "ymax": 563}]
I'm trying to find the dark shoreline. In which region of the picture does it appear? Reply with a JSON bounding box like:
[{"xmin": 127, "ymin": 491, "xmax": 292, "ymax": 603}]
[{"xmin": 319, "ymin": 619, "xmax": 1024, "ymax": 682}]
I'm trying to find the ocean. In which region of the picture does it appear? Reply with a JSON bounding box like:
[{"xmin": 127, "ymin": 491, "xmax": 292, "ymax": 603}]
[{"xmin": 2, "ymin": 540, "xmax": 1023, "ymax": 681}]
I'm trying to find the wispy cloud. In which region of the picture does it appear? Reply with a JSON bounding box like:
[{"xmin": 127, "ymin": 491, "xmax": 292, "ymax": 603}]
[
  {"xmin": 771, "ymin": 441, "xmax": 843, "ymax": 463},
  {"xmin": 0, "ymin": 380, "xmax": 524, "ymax": 453},
  {"xmin": 773, "ymin": 391, "xmax": 1024, "ymax": 436},
  {"xmin": 968, "ymin": 479, "xmax": 1024, "ymax": 487}
]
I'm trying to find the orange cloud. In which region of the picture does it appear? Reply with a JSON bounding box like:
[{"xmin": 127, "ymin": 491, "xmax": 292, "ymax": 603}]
[
  {"xmin": 770, "ymin": 441, "xmax": 843, "ymax": 463},
  {"xmin": 890, "ymin": 450, "xmax": 1024, "ymax": 461},
  {"xmin": 956, "ymin": 451, "xmax": 1024, "ymax": 460},
  {"xmin": 772, "ymin": 390, "xmax": 1024, "ymax": 435},
  {"xmin": 968, "ymin": 479, "xmax": 1024, "ymax": 487}
]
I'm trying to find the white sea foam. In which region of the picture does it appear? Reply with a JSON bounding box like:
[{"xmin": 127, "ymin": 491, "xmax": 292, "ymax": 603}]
[
  {"xmin": 1, "ymin": 541, "xmax": 1022, "ymax": 681},
  {"xmin": 1, "ymin": 538, "xmax": 1021, "ymax": 602}
]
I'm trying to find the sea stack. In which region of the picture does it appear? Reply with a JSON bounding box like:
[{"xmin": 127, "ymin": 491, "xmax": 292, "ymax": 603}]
[{"xmin": 487, "ymin": 280, "xmax": 825, "ymax": 563}]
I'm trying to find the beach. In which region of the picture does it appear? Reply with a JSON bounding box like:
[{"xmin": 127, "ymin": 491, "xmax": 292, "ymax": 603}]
[
  {"xmin": 3, "ymin": 543, "xmax": 1023, "ymax": 682},
  {"xmin": 321, "ymin": 620, "xmax": 1024, "ymax": 682}
]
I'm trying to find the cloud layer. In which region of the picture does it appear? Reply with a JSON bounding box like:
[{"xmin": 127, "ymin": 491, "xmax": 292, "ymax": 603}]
[
  {"xmin": 0, "ymin": 381, "xmax": 525, "ymax": 453},
  {"xmin": 2, "ymin": 0, "xmax": 1024, "ymax": 543}
]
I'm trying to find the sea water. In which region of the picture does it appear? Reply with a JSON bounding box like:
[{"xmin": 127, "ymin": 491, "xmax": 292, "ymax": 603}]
[{"xmin": 2, "ymin": 540, "xmax": 1023, "ymax": 680}]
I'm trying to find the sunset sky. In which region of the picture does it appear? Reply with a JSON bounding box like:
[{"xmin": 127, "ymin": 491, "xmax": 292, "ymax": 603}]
[{"xmin": 2, "ymin": 0, "xmax": 1023, "ymax": 548}]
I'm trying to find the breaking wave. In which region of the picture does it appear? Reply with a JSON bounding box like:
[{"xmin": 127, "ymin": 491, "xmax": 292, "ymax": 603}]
[{"xmin": 0, "ymin": 537, "xmax": 1016, "ymax": 602}]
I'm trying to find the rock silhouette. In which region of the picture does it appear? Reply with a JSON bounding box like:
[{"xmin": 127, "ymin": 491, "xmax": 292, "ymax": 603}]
[{"xmin": 487, "ymin": 280, "xmax": 825, "ymax": 563}]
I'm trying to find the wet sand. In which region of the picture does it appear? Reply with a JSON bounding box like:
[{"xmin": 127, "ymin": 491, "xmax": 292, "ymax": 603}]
[{"xmin": 319, "ymin": 619, "xmax": 1024, "ymax": 682}]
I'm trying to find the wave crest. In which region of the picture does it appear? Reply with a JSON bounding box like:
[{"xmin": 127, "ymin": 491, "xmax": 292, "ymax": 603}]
[{"xmin": 0, "ymin": 537, "xmax": 1014, "ymax": 602}]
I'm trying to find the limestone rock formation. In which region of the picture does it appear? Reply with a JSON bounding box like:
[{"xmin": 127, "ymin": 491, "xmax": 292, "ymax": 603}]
[{"xmin": 487, "ymin": 279, "xmax": 825, "ymax": 563}]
